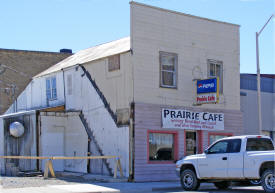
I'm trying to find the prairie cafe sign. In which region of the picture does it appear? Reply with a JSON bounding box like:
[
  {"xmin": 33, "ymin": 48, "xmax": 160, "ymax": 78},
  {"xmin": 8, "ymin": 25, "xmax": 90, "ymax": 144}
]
[{"xmin": 162, "ymin": 109, "xmax": 224, "ymax": 130}]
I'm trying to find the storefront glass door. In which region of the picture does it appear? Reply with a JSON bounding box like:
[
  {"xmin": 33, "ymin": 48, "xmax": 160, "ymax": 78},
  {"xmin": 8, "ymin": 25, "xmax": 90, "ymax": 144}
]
[{"xmin": 185, "ymin": 131, "xmax": 197, "ymax": 156}]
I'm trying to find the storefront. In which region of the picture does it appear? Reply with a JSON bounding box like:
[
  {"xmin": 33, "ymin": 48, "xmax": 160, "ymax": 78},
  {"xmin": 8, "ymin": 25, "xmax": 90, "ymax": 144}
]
[{"xmin": 134, "ymin": 102, "xmax": 243, "ymax": 182}]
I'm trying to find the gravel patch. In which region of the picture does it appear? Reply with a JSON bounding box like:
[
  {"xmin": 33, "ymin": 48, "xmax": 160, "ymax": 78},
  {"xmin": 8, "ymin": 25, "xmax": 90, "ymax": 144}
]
[{"xmin": 0, "ymin": 176, "xmax": 81, "ymax": 189}]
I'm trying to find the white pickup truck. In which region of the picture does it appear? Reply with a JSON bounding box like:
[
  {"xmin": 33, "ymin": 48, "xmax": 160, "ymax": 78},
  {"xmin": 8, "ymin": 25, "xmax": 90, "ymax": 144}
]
[{"xmin": 176, "ymin": 135, "xmax": 275, "ymax": 193}]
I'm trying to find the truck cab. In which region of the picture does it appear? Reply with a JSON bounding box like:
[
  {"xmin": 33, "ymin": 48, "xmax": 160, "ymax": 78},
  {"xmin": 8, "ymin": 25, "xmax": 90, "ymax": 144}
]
[{"xmin": 176, "ymin": 135, "xmax": 275, "ymax": 193}]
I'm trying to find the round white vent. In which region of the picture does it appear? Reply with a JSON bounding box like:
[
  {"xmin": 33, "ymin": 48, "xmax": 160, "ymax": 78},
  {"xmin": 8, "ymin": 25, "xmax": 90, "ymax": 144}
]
[{"xmin": 9, "ymin": 122, "xmax": 24, "ymax": 138}]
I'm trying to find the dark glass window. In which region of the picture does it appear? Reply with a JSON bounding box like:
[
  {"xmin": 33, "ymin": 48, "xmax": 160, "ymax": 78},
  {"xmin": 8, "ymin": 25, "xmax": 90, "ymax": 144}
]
[
  {"xmin": 246, "ymin": 138, "xmax": 274, "ymax": 151},
  {"xmin": 160, "ymin": 52, "xmax": 177, "ymax": 88},
  {"xmin": 149, "ymin": 133, "xmax": 175, "ymax": 161},
  {"xmin": 228, "ymin": 139, "xmax": 241, "ymax": 153},
  {"xmin": 208, "ymin": 140, "xmax": 229, "ymax": 154}
]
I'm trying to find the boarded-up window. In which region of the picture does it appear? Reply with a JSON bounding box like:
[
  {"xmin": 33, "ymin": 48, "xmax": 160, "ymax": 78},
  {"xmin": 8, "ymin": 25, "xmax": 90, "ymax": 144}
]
[
  {"xmin": 67, "ymin": 74, "xmax": 72, "ymax": 95},
  {"xmin": 208, "ymin": 59, "xmax": 223, "ymax": 93},
  {"xmin": 108, "ymin": 55, "xmax": 120, "ymax": 71},
  {"xmin": 160, "ymin": 52, "xmax": 177, "ymax": 88}
]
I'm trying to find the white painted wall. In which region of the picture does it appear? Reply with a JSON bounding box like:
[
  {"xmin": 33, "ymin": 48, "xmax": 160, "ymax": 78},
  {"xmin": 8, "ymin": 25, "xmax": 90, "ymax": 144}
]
[
  {"xmin": 84, "ymin": 52, "xmax": 133, "ymax": 114},
  {"xmin": 6, "ymin": 72, "xmax": 65, "ymax": 114},
  {"xmin": 64, "ymin": 115, "xmax": 88, "ymax": 173},
  {"xmin": 40, "ymin": 114, "xmax": 65, "ymax": 172},
  {"xmin": 130, "ymin": 2, "xmax": 240, "ymax": 110},
  {"xmin": 4, "ymin": 64, "xmax": 129, "ymax": 176},
  {"xmin": 0, "ymin": 118, "xmax": 4, "ymax": 174},
  {"xmin": 40, "ymin": 112, "xmax": 88, "ymax": 173},
  {"xmin": 64, "ymin": 67, "xmax": 130, "ymax": 177}
]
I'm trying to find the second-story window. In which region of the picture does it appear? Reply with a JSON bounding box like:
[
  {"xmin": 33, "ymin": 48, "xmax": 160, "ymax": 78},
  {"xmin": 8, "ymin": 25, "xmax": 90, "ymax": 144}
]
[
  {"xmin": 160, "ymin": 51, "xmax": 178, "ymax": 88},
  {"xmin": 208, "ymin": 59, "xmax": 223, "ymax": 93},
  {"xmin": 108, "ymin": 54, "xmax": 120, "ymax": 72},
  {"xmin": 46, "ymin": 76, "xmax": 57, "ymax": 100}
]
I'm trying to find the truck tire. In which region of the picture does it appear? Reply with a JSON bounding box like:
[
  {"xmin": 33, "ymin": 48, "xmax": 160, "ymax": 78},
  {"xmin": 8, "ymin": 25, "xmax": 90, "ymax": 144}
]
[
  {"xmin": 180, "ymin": 169, "xmax": 200, "ymax": 191},
  {"xmin": 214, "ymin": 181, "xmax": 231, "ymax": 189},
  {"xmin": 261, "ymin": 169, "xmax": 275, "ymax": 193}
]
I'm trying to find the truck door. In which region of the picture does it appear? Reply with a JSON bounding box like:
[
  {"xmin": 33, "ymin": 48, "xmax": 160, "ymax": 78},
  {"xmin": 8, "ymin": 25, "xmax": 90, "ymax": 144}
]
[{"xmin": 198, "ymin": 140, "xmax": 229, "ymax": 178}]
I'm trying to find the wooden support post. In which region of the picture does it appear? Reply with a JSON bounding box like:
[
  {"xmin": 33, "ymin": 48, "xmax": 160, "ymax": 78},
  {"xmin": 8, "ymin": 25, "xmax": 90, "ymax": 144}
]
[
  {"xmin": 44, "ymin": 160, "xmax": 49, "ymax": 178},
  {"xmin": 114, "ymin": 159, "xmax": 118, "ymax": 179},
  {"xmin": 114, "ymin": 157, "xmax": 123, "ymax": 178},
  {"xmin": 118, "ymin": 158, "xmax": 123, "ymax": 178},
  {"xmin": 44, "ymin": 159, "xmax": 56, "ymax": 178}
]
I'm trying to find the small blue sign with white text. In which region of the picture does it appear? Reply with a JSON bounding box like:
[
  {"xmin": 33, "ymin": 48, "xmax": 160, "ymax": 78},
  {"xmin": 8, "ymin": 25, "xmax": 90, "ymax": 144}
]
[{"xmin": 197, "ymin": 78, "xmax": 217, "ymax": 94}]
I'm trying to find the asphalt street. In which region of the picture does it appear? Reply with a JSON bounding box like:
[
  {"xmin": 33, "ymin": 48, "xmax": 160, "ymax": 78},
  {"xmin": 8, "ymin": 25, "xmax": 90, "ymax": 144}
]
[{"xmin": 0, "ymin": 176, "xmax": 266, "ymax": 193}]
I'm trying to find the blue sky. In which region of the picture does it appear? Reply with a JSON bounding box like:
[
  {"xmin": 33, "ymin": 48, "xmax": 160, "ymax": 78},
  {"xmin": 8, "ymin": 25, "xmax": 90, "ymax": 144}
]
[{"xmin": 0, "ymin": 0, "xmax": 274, "ymax": 74}]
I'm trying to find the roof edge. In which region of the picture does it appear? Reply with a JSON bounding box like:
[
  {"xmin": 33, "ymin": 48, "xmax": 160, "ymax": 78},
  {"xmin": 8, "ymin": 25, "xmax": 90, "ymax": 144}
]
[
  {"xmin": 0, "ymin": 48, "xmax": 73, "ymax": 55},
  {"xmin": 34, "ymin": 49, "xmax": 131, "ymax": 79},
  {"xmin": 130, "ymin": 1, "xmax": 240, "ymax": 27}
]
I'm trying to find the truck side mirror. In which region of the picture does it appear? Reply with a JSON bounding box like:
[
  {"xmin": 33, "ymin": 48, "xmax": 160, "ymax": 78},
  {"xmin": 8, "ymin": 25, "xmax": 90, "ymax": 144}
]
[{"xmin": 204, "ymin": 149, "xmax": 209, "ymax": 154}]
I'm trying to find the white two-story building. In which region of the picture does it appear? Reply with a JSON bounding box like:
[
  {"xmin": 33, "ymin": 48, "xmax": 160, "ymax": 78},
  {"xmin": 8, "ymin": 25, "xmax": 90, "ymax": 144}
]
[{"xmin": 0, "ymin": 2, "xmax": 243, "ymax": 181}]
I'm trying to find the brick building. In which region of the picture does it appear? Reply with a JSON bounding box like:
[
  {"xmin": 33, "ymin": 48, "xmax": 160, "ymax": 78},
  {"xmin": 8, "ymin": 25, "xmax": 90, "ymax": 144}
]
[{"xmin": 0, "ymin": 49, "xmax": 72, "ymax": 114}]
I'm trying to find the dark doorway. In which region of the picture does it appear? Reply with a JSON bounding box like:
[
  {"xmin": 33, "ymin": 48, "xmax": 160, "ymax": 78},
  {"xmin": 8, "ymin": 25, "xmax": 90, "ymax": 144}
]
[{"xmin": 185, "ymin": 131, "xmax": 197, "ymax": 156}]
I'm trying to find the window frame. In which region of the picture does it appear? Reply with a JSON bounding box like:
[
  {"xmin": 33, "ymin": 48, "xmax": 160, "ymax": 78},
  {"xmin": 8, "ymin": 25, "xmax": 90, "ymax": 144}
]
[
  {"xmin": 46, "ymin": 76, "xmax": 57, "ymax": 101},
  {"xmin": 207, "ymin": 138, "xmax": 242, "ymax": 154},
  {"xmin": 108, "ymin": 54, "xmax": 120, "ymax": 72},
  {"xmin": 207, "ymin": 139, "xmax": 229, "ymax": 154},
  {"xmin": 207, "ymin": 59, "xmax": 223, "ymax": 94},
  {"xmin": 147, "ymin": 130, "xmax": 178, "ymax": 164},
  {"xmin": 159, "ymin": 51, "xmax": 178, "ymax": 89}
]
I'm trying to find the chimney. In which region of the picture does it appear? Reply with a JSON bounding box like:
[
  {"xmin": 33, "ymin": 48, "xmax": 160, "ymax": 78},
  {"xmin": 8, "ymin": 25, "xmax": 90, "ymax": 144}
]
[{"xmin": 59, "ymin": 49, "xmax": 72, "ymax": 54}]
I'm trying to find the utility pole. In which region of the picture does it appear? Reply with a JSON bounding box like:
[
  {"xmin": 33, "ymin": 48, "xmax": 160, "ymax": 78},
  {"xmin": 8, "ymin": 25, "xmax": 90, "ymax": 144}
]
[
  {"xmin": 256, "ymin": 14, "xmax": 274, "ymax": 134},
  {"xmin": 11, "ymin": 84, "xmax": 16, "ymax": 113}
]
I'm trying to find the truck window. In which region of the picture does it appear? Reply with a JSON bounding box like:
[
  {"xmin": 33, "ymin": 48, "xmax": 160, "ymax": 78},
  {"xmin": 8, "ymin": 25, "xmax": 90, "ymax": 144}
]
[
  {"xmin": 246, "ymin": 138, "xmax": 274, "ymax": 151},
  {"xmin": 208, "ymin": 140, "xmax": 229, "ymax": 154},
  {"xmin": 228, "ymin": 139, "xmax": 241, "ymax": 153}
]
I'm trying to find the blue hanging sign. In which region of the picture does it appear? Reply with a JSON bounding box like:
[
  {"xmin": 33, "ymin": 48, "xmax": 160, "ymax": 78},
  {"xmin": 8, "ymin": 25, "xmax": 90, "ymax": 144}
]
[{"xmin": 197, "ymin": 78, "xmax": 217, "ymax": 94}]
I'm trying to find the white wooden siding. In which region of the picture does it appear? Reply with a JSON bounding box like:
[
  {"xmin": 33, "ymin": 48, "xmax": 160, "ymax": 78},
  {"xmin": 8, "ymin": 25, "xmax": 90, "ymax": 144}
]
[{"xmin": 131, "ymin": 2, "xmax": 240, "ymax": 111}]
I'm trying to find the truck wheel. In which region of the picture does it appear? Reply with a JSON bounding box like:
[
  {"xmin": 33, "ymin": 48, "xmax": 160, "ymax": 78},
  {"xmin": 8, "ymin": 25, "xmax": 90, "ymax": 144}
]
[
  {"xmin": 214, "ymin": 181, "xmax": 231, "ymax": 189},
  {"xmin": 261, "ymin": 169, "xmax": 275, "ymax": 193},
  {"xmin": 180, "ymin": 169, "xmax": 200, "ymax": 191}
]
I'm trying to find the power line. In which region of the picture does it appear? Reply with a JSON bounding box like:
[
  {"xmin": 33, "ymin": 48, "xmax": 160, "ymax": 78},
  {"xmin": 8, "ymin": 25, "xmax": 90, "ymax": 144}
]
[{"xmin": 0, "ymin": 63, "xmax": 32, "ymax": 79}]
